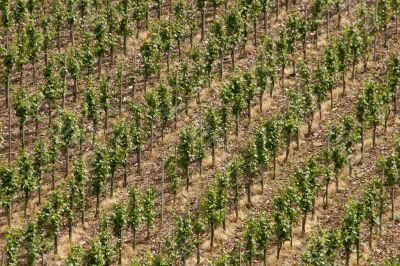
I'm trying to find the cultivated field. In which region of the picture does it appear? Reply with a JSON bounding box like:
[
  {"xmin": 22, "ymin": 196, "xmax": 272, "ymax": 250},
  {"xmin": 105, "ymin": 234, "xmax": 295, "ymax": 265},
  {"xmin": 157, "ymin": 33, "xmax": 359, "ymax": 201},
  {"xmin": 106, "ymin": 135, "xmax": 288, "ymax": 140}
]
[{"xmin": 0, "ymin": 0, "xmax": 400, "ymax": 265}]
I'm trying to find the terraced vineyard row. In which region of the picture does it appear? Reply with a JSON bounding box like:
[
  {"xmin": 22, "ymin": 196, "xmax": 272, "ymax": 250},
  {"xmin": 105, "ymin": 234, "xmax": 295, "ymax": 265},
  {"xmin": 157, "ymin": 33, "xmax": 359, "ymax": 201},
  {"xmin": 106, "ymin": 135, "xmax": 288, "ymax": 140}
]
[{"xmin": 0, "ymin": 0, "xmax": 399, "ymax": 265}]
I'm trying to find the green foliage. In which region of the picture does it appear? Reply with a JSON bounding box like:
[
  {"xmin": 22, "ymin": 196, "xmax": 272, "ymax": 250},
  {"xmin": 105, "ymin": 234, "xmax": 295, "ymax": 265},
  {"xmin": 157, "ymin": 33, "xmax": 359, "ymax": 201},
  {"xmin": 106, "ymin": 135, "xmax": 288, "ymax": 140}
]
[
  {"xmin": 0, "ymin": 0, "xmax": 13, "ymax": 33},
  {"xmin": 145, "ymin": 91, "xmax": 158, "ymax": 130},
  {"xmin": 49, "ymin": 121, "xmax": 60, "ymax": 168},
  {"xmin": 322, "ymin": 164, "xmax": 334, "ymax": 182},
  {"xmin": 140, "ymin": 38, "xmax": 161, "ymax": 82},
  {"xmin": 13, "ymin": 0, "xmax": 27, "ymax": 27},
  {"xmin": 131, "ymin": 253, "xmax": 169, "ymax": 266},
  {"xmin": 288, "ymin": 88, "xmax": 304, "ymax": 116},
  {"xmin": 228, "ymin": 158, "xmax": 242, "ymax": 206},
  {"xmin": 111, "ymin": 202, "xmax": 126, "ymax": 239},
  {"xmin": 126, "ymin": 125, "xmax": 139, "ymax": 165},
  {"xmin": 110, "ymin": 201, "xmax": 126, "ymax": 264},
  {"xmin": 99, "ymin": 76, "xmax": 110, "ymax": 114},
  {"xmin": 205, "ymin": 108, "xmax": 221, "ymax": 149},
  {"xmin": 157, "ymin": 83, "xmax": 172, "ymax": 132},
  {"xmin": 33, "ymin": 139, "xmax": 48, "ymax": 193},
  {"xmin": 326, "ymin": 145, "xmax": 346, "ymax": 174},
  {"xmin": 226, "ymin": 7, "xmax": 245, "ymax": 47},
  {"xmin": 59, "ymin": 110, "xmax": 79, "ymax": 154},
  {"xmin": 78, "ymin": 0, "xmax": 90, "ymax": 22},
  {"xmin": 37, "ymin": 189, "xmax": 64, "ymax": 254},
  {"xmin": 362, "ymin": 178, "xmax": 381, "ymax": 228},
  {"xmin": 85, "ymin": 85, "xmax": 100, "ymax": 128},
  {"xmin": 335, "ymin": 36, "xmax": 349, "ymax": 73},
  {"xmin": 177, "ymin": 127, "xmax": 196, "ymax": 178},
  {"xmin": 186, "ymin": 1, "xmax": 197, "ymax": 33},
  {"xmin": 66, "ymin": 243, "xmax": 82, "ymax": 266},
  {"xmin": 26, "ymin": 221, "xmax": 38, "ymax": 266},
  {"xmin": 159, "ymin": 20, "xmax": 172, "ymax": 52},
  {"xmin": 192, "ymin": 213, "xmax": 205, "ymax": 239},
  {"xmin": 364, "ymin": 80, "xmax": 381, "ymax": 128},
  {"xmin": 127, "ymin": 187, "xmax": 143, "ymax": 237},
  {"xmin": 205, "ymin": 36, "xmax": 219, "ymax": 78},
  {"xmin": 93, "ymin": 17, "xmax": 108, "ymax": 57},
  {"xmin": 66, "ymin": 0, "xmax": 75, "ymax": 27},
  {"xmin": 80, "ymin": 36, "xmax": 95, "ymax": 73},
  {"xmin": 129, "ymin": 101, "xmax": 144, "ymax": 130},
  {"xmin": 262, "ymin": 35, "xmax": 274, "ymax": 58},
  {"xmin": 227, "ymin": 74, "xmax": 245, "ymax": 121},
  {"xmin": 173, "ymin": 0, "xmax": 187, "ymax": 41},
  {"xmin": 15, "ymin": 33, "xmax": 28, "ymax": 77},
  {"xmin": 377, "ymin": 0, "xmax": 391, "ymax": 29},
  {"xmin": 0, "ymin": 164, "xmax": 19, "ymax": 208},
  {"xmin": 388, "ymin": 51, "xmax": 400, "ymax": 93},
  {"xmin": 19, "ymin": 150, "xmax": 35, "ymax": 198},
  {"xmin": 357, "ymin": 4, "xmax": 373, "ymax": 54},
  {"xmin": 286, "ymin": 11, "xmax": 301, "ymax": 53},
  {"xmin": 215, "ymin": 172, "xmax": 229, "ymax": 216},
  {"xmin": 68, "ymin": 48, "xmax": 82, "ymax": 80},
  {"xmin": 109, "ymin": 123, "xmax": 126, "ymax": 178},
  {"xmin": 202, "ymin": 185, "xmax": 225, "ymax": 232},
  {"xmin": 379, "ymin": 153, "xmax": 398, "ymax": 187},
  {"xmin": 302, "ymin": 229, "xmax": 340, "ymax": 265},
  {"xmin": 105, "ymin": 2, "xmax": 118, "ymax": 51},
  {"xmin": 281, "ymin": 110, "xmax": 298, "ymax": 145},
  {"xmin": 43, "ymin": 58, "xmax": 60, "ymax": 103},
  {"xmin": 211, "ymin": 18, "xmax": 228, "ymax": 53},
  {"xmin": 243, "ymin": 71, "xmax": 257, "ymax": 115},
  {"xmin": 256, "ymin": 213, "xmax": 273, "ymax": 253},
  {"xmin": 178, "ymin": 61, "xmax": 193, "ymax": 112},
  {"xmin": 175, "ymin": 214, "xmax": 193, "ymax": 261},
  {"xmin": 328, "ymin": 122, "xmax": 342, "ymax": 146},
  {"xmin": 92, "ymin": 145, "xmax": 110, "ymax": 197},
  {"xmin": 324, "ymin": 46, "xmax": 339, "ymax": 78},
  {"xmin": 84, "ymin": 238, "xmax": 105, "ymax": 266},
  {"xmin": 255, "ymin": 52, "xmax": 271, "ymax": 97},
  {"xmin": 194, "ymin": 125, "xmax": 206, "ymax": 167},
  {"xmin": 345, "ymin": 25, "xmax": 362, "ymax": 65},
  {"xmin": 143, "ymin": 187, "xmax": 157, "ymax": 235},
  {"xmin": 99, "ymin": 220, "xmax": 113, "ymax": 266},
  {"xmin": 71, "ymin": 158, "xmax": 89, "ymax": 215},
  {"xmin": 163, "ymin": 233, "xmax": 178, "ymax": 263},
  {"xmin": 243, "ymin": 218, "xmax": 257, "ymax": 263},
  {"xmin": 341, "ymin": 199, "xmax": 365, "ymax": 257},
  {"xmin": 384, "ymin": 254, "xmax": 400, "ymax": 266},
  {"xmin": 29, "ymin": 90, "xmax": 43, "ymax": 128},
  {"xmin": 2, "ymin": 45, "xmax": 16, "ymax": 77},
  {"xmin": 241, "ymin": 141, "xmax": 258, "ymax": 181},
  {"xmin": 13, "ymin": 87, "xmax": 31, "ymax": 130},
  {"xmin": 264, "ymin": 118, "xmax": 281, "ymax": 155},
  {"xmin": 379, "ymin": 80, "xmax": 394, "ymax": 122},
  {"xmin": 293, "ymin": 165, "xmax": 316, "ymax": 217},
  {"xmin": 26, "ymin": 19, "xmax": 41, "ymax": 64},
  {"xmin": 341, "ymin": 115, "xmax": 361, "ymax": 154},
  {"xmin": 276, "ymin": 30, "xmax": 288, "ymax": 68},
  {"xmin": 133, "ymin": 0, "xmax": 148, "ymax": 23},
  {"xmin": 53, "ymin": 1, "xmax": 64, "ymax": 37},
  {"xmin": 165, "ymin": 153, "xmax": 180, "ymax": 201},
  {"xmin": 197, "ymin": 0, "xmax": 207, "ymax": 11},
  {"xmin": 5, "ymin": 228, "xmax": 23, "ymax": 266},
  {"xmin": 313, "ymin": 64, "xmax": 330, "ymax": 105},
  {"xmin": 274, "ymin": 186, "xmax": 297, "ymax": 245}
]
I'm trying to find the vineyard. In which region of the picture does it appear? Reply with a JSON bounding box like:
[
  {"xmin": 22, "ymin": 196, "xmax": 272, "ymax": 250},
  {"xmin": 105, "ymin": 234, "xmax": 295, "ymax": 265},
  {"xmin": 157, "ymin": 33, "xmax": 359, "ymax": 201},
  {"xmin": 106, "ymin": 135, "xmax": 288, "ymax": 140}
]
[{"xmin": 0, "ymin": 0, "xmax": 400, "ymax": 265}]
